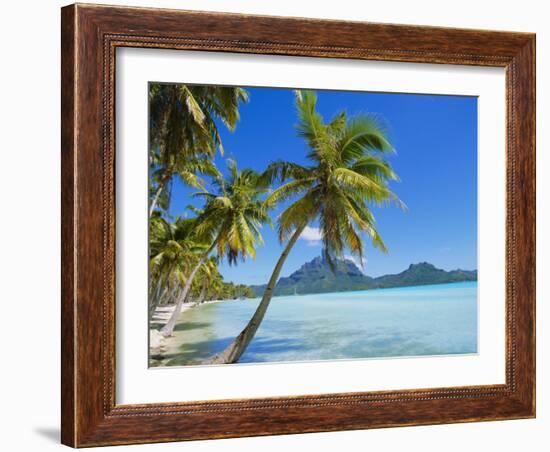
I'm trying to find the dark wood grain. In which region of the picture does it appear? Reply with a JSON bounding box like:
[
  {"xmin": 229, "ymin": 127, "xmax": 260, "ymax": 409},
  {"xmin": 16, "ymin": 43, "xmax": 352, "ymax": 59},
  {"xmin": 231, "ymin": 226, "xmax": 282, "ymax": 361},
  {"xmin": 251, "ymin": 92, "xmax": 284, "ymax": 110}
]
[
  {"xmin": 60, "ymin": 5, "xmax": 76, "ymax": 446},
  {"xmin": 61, "ymin": 3, "xmax": 536, "ymax": 447}
]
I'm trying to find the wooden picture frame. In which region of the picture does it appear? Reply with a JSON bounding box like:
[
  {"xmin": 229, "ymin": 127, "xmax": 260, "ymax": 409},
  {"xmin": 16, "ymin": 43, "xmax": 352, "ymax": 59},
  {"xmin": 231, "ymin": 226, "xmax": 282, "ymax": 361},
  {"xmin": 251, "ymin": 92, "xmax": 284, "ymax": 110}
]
[{"xmin": 61, "ymin": 3, "xmax": 535, "ymax": 447}]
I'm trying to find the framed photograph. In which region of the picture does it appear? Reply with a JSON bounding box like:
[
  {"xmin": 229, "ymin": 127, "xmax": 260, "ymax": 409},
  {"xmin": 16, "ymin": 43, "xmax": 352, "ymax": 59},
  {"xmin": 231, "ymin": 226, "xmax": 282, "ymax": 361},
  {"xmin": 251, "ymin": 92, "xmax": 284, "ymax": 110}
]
[{"xmin": 61, "ymin": 3, "xmax": 536, "ymax": 447}]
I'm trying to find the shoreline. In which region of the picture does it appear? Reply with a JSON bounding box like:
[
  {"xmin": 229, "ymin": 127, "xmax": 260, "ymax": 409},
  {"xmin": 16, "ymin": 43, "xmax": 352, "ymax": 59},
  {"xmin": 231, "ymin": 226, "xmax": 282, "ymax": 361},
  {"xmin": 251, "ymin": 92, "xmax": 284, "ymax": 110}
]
[
  {"xmin": 149, "ymin": 282, "xmax": 476, "ymax": 359},
  {"xmin": 149, "ymin": 281, "xmax": 477, "ymax": 367},
  {"xmin": 149, "ymin": 298, "xmax": 248, "ymax": 357},
  {"xmin": 257, "ymin": 279, "xmax": 478, "ymax": 300}
]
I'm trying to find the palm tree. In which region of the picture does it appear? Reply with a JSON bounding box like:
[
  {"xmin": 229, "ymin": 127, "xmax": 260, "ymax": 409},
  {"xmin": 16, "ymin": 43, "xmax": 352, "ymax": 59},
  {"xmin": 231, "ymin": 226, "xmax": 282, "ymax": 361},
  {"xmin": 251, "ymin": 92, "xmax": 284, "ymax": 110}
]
[
  {"xmin": 149, "ymin": 156, "xmax": 220, "ymax": 217},
  {"xmin": 206, "ymin": 268, "xmax": 226, "ymax": 301},
  {"xmin": 203, "ymin": 90, "xmax": 404, "ymax": 364},
  {"xmin": 191, "ymin": 256, "xmax": 219, "ymax": 306},
  {"xmin": 148, "ymin": 216, "xmax": 207, "ymax": 319},
  {"xmin": 149, "ymin": 84, "xmax": 248, "ymax": 217},
  {"xmin": 159, "ymin": 160, "xmax": 271, "ymax": 337}
]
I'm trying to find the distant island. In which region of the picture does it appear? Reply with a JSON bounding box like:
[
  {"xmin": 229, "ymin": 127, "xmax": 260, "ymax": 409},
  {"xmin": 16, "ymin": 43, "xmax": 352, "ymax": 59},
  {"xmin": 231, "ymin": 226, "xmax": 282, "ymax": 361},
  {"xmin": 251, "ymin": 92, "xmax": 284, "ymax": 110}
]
[{"xmin": 249, "ymin": 256, "xmax": 477, "ymax": 297}]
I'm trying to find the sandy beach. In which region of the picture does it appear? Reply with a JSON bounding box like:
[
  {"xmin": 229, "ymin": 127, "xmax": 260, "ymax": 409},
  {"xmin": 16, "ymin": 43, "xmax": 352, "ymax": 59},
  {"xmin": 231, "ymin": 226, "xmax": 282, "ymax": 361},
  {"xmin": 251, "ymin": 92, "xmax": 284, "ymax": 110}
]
[{"xmin": 149, "ymin": 299, "xmax": 243, "ymax": 361}]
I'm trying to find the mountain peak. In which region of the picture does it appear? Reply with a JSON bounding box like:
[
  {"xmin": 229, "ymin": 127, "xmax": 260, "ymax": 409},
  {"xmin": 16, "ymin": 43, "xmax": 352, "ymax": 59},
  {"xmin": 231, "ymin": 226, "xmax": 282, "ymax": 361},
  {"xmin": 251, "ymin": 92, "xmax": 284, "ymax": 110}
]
[
  {"xmin": 250, "ymin": 256, "xmax": 477, "ymax": 297},
  {"xmin": 408, "ymin": 262, "xmax": 437, "ymax": 271}
]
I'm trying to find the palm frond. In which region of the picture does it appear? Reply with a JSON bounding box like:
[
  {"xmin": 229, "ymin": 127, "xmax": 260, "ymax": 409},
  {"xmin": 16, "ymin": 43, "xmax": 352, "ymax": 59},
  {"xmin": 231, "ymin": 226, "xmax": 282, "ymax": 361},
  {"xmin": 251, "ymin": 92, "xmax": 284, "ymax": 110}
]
[
  {"xmin": 332, "ymin": 167, "xmax": 391, "ymax": 198},
  {"xmin": 179, "ymin": 85, "xmax": 206, "ymax": 126},
  {"xmin": 265, "ymin": 178, "xmax": 315, "ymax": 208},
  {"xmin": 278, "ymin": 190, "xmax": 318, "ymax": 242},
  {"xmin": 294, "ymin": 90, "xmax": 333, "ymax": 160},
  {"xmin": 262, "ymin": 160, "xmax": 314, "ymax": 185},
  {"xmin": 351, "ymin": 156, "xmax": 399, "ymax": 181},
  {"xmin": 338, "ymin": 115, "xmax": 393, "ymax": 164}
]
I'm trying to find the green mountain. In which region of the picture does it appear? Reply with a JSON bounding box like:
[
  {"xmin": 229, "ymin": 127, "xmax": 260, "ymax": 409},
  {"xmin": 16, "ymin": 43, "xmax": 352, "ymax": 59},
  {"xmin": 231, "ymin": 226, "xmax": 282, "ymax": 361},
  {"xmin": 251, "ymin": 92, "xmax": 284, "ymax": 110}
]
[
  {"xmin": 251, "ymin": 256, "xmax": 377, "ymax": 297},
  {"xmin": 250, "ymin": 257, "xmax": 476, "ymax": 297},
  {"xmin": 373, "ymin": 262, "xmax": 477, "ymax": 289}
]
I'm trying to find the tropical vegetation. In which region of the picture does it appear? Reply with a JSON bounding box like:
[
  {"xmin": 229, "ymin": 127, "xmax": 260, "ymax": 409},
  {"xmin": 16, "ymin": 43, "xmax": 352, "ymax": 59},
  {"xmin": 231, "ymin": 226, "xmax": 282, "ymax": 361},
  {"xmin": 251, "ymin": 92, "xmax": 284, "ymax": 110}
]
[
  {"xmin": 158, "ymin": 159, "xmax": 271, "ymax": 337},
  {"xmin": 149, "ymin": 83, "xmax": 248, "ymax": 216},
  {"xmin": 148, "ymin": 85, "xmax": 402, "ymax": 364}
]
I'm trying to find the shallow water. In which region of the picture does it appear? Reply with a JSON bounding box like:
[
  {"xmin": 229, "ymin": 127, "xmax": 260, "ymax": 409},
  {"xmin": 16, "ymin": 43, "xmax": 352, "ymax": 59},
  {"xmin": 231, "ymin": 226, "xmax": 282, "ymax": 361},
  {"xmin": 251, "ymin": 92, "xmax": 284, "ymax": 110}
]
[{"xmin": 156, "ymin": 281, "xmax": 477, "ymax": 366}]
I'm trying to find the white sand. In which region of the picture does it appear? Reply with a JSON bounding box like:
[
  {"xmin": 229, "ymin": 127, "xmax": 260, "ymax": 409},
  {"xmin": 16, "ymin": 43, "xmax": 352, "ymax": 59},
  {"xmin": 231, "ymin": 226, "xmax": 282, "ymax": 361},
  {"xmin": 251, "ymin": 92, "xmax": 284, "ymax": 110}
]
[{"xmin": 149, "ymin": 299, "xmax": 240, "ymax": 357}]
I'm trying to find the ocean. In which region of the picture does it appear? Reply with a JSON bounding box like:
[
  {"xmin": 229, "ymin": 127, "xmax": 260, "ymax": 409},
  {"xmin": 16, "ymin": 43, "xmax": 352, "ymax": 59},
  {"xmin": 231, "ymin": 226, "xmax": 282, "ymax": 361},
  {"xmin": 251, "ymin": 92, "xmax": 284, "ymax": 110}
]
[{"xmin": 156, "ymin": 281, "xmax": 477, "ymax": 366}]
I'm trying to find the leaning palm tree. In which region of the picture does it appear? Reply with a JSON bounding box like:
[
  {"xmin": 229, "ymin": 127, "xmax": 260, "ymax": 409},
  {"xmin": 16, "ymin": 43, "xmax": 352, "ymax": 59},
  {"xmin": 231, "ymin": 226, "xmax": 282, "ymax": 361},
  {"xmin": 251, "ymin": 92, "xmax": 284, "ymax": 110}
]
[
  {"xmin": 149, "ymin": 84, "xmax": 249, "ymax": 216},
  {"xmin": 159, "ymin": 160, "xmax": 271, "ymax": 337},
  {"xmin": 148, "ymin": 216, "xmax": 207, "ymax": 319},
  {"xmin": 203, "ymin": 90, "xmax": 404, "ymax": 364}
]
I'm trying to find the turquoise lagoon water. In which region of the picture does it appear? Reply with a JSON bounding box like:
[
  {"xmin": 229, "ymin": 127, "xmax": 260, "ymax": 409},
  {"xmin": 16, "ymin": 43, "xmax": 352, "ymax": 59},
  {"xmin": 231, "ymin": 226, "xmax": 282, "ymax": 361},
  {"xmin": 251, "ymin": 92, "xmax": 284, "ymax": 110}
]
[{"xmin": 163, "ymin": 281, "xmax": 477, "ymax": 366}]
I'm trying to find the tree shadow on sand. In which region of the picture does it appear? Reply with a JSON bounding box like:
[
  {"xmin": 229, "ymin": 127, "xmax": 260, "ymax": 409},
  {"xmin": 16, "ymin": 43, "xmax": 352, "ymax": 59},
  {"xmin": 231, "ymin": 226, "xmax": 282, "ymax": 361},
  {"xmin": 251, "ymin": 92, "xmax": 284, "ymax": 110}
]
[
  {"xmin": 172, "ymin": 321, "xmax": 213, "ymax": 333},
  {"xmin": 159, "ymin": 336, "xmax": 235, "ymax": 366},
  {"xmin": 163, "ymin": 337, "xmax": 306, "ymax": 366},
  {"xmin": 152, "ymin": 335, "xmax": 310, "ymax": 366},
  {"xmin": 149, "ymin": 320, "xmax": 212, "ymax": 332}
]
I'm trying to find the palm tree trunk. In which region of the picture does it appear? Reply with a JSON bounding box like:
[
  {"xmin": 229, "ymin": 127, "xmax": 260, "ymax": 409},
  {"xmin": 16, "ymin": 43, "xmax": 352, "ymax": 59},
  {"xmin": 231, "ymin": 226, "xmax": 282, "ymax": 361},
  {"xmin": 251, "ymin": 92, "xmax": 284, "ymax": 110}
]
[
  {"xmin": 149, "ymin": 273, "xmax": 171, "ymax": 320},
  {"xmin": 148, "ymin": 184, "xmax": 164, "ymax": 218},
  {"xmin": 196, "ymin": 283, "xmax": 207, "ymax": 306},
  {"xmin": 149, "ymin": 166, "xmax": 174, "ymax": 218},
  {"xmin": 160, "ymin": 241, "xmax": 217, "ymax": 337},
  {"xmin": 148, "ymin": 276, "xmax": 161, "ymax": 318},
  {"xmin": 149, "ymin": 86, "xmax": 178, "ymax": 218},
  {"xmin": 201, "ymin": 223, "xmax": 307, "ymax": 364}
]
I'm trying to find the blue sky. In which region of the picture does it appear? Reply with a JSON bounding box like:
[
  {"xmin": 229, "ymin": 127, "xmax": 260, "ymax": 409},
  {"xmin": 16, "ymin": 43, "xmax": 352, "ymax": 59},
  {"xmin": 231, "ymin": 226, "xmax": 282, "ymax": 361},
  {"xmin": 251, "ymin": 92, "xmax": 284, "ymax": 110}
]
[{"xmin": 166, "ymin": 86, "xmax": 478, "ymax": 285}]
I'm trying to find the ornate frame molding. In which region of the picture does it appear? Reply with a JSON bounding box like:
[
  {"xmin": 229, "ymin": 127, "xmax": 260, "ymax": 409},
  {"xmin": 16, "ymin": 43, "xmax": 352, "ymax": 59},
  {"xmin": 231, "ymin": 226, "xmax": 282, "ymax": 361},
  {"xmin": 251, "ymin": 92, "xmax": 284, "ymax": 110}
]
[{"xmin": 61, "ymin": 4, "xmax": 535, "ymax": 447}]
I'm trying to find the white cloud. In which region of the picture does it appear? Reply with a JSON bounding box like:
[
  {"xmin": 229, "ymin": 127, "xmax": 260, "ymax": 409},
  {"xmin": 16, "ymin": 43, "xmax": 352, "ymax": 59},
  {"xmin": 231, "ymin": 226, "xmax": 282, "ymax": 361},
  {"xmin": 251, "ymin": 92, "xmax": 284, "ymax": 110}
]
[
  {"xmin": 305, "ymin": 241, "xmax": 321, "ymax": 247},
  {"xmin": 299, "ymin": 226, "xmax": 322, "ymax": 244},
  {"xmin": 344, "ymin": 254, "xmax": 368, "ymax": 269}
]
